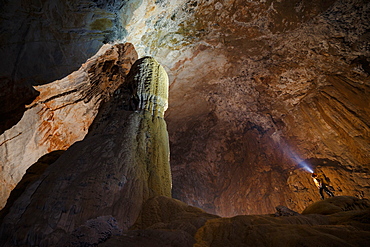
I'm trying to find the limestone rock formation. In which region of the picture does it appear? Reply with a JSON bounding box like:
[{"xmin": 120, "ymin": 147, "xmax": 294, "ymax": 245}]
[
  {"xmin": 101, "ymin": 196, "xmax": 220, "ymax": 247},
  {"xmin": 0, "ymin": 56, "xmax": 171, "ymax": 246},
  {"xmin": 122, "ymin": 0, "xmax": 370, "ymax": 215},
  {"xmin": 193, "ymin": 197, "xmax": 370, "ymax": 247},
  {"xmin": 0, "ymin": 43, "xmax": 137, "ymax": 209},
  {"xmin": 302, "ymin": 195, "xmax": 370, "ymax": 215},
  {"xmin": 61, "ymin": 196, "xmax": 370, "ymax": 246},
  {"xmin": 1, "ymin": 0, "xmax": 369, "ymax": 221}
]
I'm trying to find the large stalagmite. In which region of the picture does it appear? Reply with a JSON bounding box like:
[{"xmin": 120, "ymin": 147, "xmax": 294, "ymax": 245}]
[{"xmin": 0, "ymin": 56, "xmax": 171, "ymax": 246}]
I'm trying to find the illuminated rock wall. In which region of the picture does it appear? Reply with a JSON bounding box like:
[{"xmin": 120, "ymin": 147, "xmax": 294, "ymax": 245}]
[
  {"xmin": 0, "ymin": 56, "xmax": 171, "ymax": 246},
  {"xmin": 0, "ymin": 43, "xmax": 137, "ymax": 209},
  {"xmin": 122, "ymin": 0, "xmax": 370, "ymax": 215}
]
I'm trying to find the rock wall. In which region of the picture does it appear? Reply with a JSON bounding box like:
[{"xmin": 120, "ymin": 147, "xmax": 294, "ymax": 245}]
[
  {"xmin": 0, "ymin": 43, "xmax": 138, "ymax": 209},
  {"xmin": 121, "ymin": 0, "xmax": 370, "ymax": 215},
  {"xmin": 0, "ymin": 56, "xmax": 171, "ymax": 246},
  {"xmin": 0, "ymin": 0, "xmax": 136, "ymax": 133},
  {"xmin": 1, "ymin": 0, "xmax": 369, "ymax": 217},
  {"xmin": 0, "ymin": 0, "xmax": 127, "ymax": 84}
]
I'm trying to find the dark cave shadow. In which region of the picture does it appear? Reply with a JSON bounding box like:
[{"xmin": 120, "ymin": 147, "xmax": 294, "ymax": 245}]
[
  {"xmin": 0, "ymin": 77, "xmax": 40, "ymax": 135},
  {"xmin": 0, "ymin": 150, "xmax": 65, "ymax": 224}
]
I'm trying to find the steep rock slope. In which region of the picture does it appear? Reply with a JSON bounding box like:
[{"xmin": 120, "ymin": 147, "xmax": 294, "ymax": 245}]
[
  {"xmin": 0, "ymin": 43, "xmax": 137, "ymax": 209},
  {"xmin": 97, "ymin": 196, "xmax": 370, "ymax": 247},
  {"xmin": 0, "ymin": 56, "xmax": 171, "ymax": 246},
  {"xmin": 193, "ymin": 196, "xmax": 370, "ymax": 247}
]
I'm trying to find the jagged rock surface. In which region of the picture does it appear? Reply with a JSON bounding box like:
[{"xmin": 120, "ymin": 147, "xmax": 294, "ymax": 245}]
[
  {"xmin": 0, "ymin": 43, "xmax": 137, "ymax": 209},
  {"xmin": 302, "ymin": 195, "xmax": 370, "ymax": 215},
  {"xmin": 0, "ymin": 56, "xmax": 171, "ymax": 246}
]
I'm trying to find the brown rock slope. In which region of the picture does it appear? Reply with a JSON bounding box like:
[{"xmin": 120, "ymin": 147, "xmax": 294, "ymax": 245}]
[
  {"xmin": 0, "ymin": 56, "xmax": 171, "ymax": 246},
  {"xmin": 194, "ymin": 196, "xmax": 370, "ymax": 247},
  {"xmin": 99, "ymin": 196, "xmax": 370, "ymax": 247}
]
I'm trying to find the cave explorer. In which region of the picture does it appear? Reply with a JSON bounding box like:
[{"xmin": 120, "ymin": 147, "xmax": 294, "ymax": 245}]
[{"xmin": 311, "ymin": 173, "xmax": 334, "ymax": 200}]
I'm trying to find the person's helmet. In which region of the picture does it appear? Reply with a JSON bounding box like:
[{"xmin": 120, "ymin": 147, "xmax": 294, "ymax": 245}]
[{"xmin": 311, "ymin": 173, "xmax": 317, "ymax": 178}]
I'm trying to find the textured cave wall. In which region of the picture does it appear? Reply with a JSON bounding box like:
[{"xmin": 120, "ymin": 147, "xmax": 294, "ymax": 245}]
[
  {"xmin": 0, "ymin": 56, "xmax": 171, "ymax": 246},
  {"xmin": 0, "ymin": 0, "xmax": 134, "ymax": 133},
  {"xmin": 122, "ymin": 0, "xmax": 370, "ymax": 215},
  {"xmin": 0, "ymin": 0, "xmax": 369, "ymax": 218},
  {"xmin": 0, "ymin": 0, "xmax": 124, "ymax": 83}
]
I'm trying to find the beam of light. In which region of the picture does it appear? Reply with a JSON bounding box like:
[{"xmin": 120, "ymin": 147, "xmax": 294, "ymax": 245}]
[
  {"xmin": 298, "ymin": 160, "xmax": 314, "ymax": 173},
  {"xmin": 280, "ymin": 143, "xmax": 314, "ymax": 173}
]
